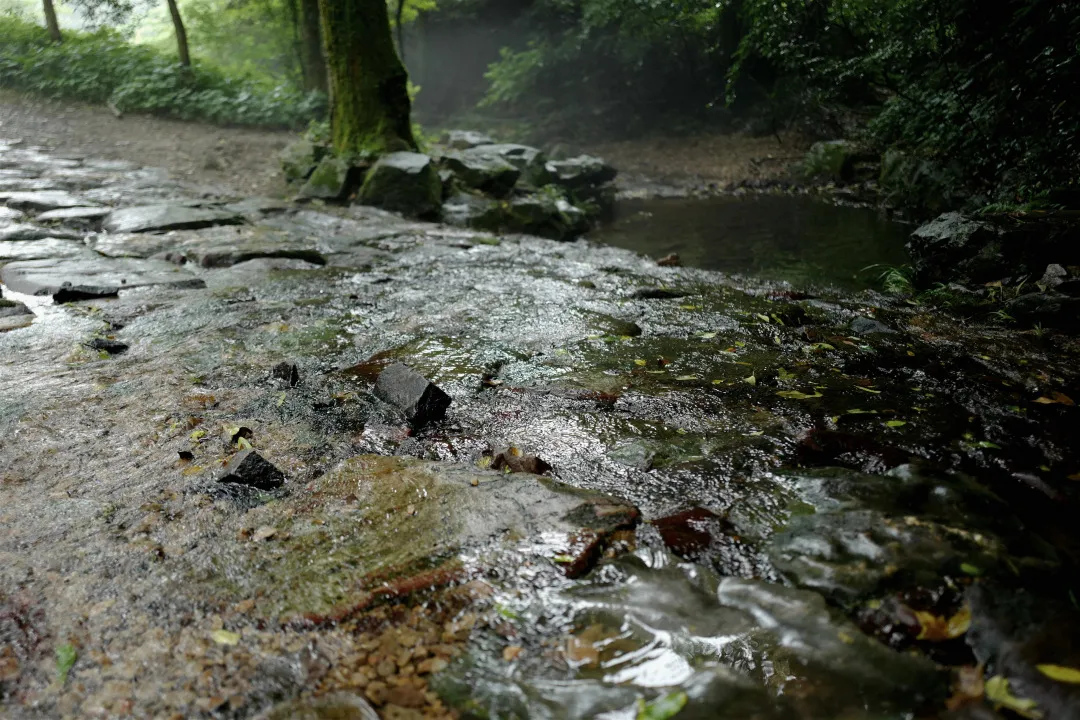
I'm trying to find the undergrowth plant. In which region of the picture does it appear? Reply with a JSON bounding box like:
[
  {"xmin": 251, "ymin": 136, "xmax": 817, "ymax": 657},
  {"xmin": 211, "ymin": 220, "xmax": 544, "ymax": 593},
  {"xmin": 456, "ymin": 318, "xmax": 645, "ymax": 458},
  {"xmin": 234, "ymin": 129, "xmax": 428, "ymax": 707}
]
[{"xmin": 0, "ymin": 15, "xmax": 324, "ymax": 128}]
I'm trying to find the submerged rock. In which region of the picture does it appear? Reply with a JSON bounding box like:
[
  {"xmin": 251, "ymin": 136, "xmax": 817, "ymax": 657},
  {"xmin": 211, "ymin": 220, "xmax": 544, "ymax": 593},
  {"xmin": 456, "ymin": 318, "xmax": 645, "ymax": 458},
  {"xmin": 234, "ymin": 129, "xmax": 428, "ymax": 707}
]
[
  {"xmin": 358, "ymin": 152, "xmax": 442, "ymax": 219},
  {"xmin": 373, "ymin": 363, "xmax": 451, "ymax": 426},
  {"xmin": 103, "ymin": 204, "xmax": 244, "ymax": 234},
  {"xmin": 0, "ymin": 297, "xmax": 32, "ymax": 318},
  {"xmin": 218, "ymin": 449, "xmax": 287, "ymax": 490},
  {"xmin": 85, "ymin": 337, "xmax": 129, "ymax": 355},
  {"xmin": 850, "ymin": 316, "xmax": 895, "ymax": 335}
]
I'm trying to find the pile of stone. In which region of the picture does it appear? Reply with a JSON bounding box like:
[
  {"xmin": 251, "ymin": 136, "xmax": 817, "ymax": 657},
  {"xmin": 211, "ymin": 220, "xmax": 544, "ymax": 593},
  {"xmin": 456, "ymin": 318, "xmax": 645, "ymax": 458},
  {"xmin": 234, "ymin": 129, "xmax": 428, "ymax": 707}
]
[{"xmin": 281, "ymin": 130, "xmax": 617, "ymax": 241}]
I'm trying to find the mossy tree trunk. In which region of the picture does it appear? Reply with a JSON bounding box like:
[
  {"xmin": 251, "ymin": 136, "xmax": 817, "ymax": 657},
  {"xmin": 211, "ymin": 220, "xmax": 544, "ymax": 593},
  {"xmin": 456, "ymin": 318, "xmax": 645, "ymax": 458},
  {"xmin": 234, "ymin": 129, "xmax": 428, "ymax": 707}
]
[
  {"xmin": 317, "ymin": 0, "xmax": 417, "ymax": 155},
  {"xmin": 165, "ymin": 0, "xmax": 191, "ymax": 67},
  {"xmin": 42, "ymin": 0, "xmax": 62, "ymax": 43},
  {"xmin": 298, "ymin": 0, "xmax": 328, "ymax": 93}
]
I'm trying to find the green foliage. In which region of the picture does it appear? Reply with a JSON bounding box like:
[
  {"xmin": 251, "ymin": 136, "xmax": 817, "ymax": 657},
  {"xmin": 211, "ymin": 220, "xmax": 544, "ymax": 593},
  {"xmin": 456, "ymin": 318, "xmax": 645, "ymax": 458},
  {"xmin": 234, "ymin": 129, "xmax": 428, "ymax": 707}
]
[
  {"xmin": 862, "ymin": 264, "xmax": 914, "ymax": 295},
  {"xmin": 55, "ymin": 643, "xmax": 77, "ymax": 685},
  {"xmin": 0, "ymin": 14, "xmax": 324, "ymax": 127}
]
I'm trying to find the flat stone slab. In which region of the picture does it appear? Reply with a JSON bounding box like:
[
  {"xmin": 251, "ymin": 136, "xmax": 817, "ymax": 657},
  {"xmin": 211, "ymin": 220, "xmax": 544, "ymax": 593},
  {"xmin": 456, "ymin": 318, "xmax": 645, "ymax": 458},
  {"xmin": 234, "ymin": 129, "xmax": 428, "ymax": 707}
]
[
  {"xmin": 0, "ymin": 206, "xmax": 25, "ymax": 222},
  {"xmin": 36, "ymin": 206, "xmax": 112, "ymax": 222},
  {"xmin": 0, "ymin": 256, "xmax": 206, "ymax": 300},
  {"xmin": 102, "ymin": 204, "xmax": 245, "ymax": 234},
  {"xmin": 1, "ymin": 190, "xmax": 96, "ymax": 211},
  {"xmin": 0, "ymin": 223, "xmax": 81, "ymax": 242},
  {"xmin": 0, "ymin": 238, "xmax": 92, "ymax": 262}
]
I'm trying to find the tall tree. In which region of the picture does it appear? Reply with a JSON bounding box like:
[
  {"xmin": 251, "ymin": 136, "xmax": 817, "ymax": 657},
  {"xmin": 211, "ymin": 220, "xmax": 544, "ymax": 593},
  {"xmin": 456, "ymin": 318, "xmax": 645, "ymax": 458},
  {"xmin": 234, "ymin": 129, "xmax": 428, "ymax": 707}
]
[
  {"xmin": 298, "ymin": 0, "xmax": 327, "ymax": 93},
  {"xmin": 165, "ymin": 0, "xmax": 191, "ymax": 66},
  {"xmin": 317, "ymin": 0, "xmax": 416, "ymax": 154},
  {"xmin": 42, "ymin": 0, "xmax": 63, "ymax": 43}
]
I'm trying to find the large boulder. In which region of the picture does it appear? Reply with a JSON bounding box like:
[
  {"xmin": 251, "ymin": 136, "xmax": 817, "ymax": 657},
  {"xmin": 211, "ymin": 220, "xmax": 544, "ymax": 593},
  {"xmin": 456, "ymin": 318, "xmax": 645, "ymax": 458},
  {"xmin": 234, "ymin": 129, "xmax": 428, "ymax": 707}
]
[
  {"xmin": 441, "ymin": 192, "xmax": 505, "ymax": 231},
  {"xmin": 801, "ymin": 140, "xmax": 865, "ymax": 183},
  {"xmin": 298, "ymin": 156, "xmax": 354, "ymax": 201},
  {"xmin": 358, "ymin": 152, "xmax": 442, "ymax": 219},
  {"xmin": 443, "ymin": 130, "xmax": 494, "ymax": 150},
  {"xmin": 907, "ymin": 212, "xmax": 1009, "ymax": 286},
  {"xmin": 440, "ymin": 151, "xmax": 521, "ymax": 198},
  {"xmin": 280, "ymin": 138, "xmax": 324, "ymax": 184},
  {"xmin": 463, "ymin": 144, "xmax": 553, "ymax": 188},
  {"xmin": 548, "ymin": 155, "xmax": 617, "ymax": 190},
  {"xmin": 505, "ymin": 191, "xmax": 590, "ymax": 240}
]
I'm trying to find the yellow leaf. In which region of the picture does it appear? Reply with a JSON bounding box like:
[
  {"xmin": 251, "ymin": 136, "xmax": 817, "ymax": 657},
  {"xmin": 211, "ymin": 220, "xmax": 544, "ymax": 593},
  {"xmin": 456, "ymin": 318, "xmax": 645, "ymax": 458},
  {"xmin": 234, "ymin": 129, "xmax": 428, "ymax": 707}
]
[
  {"xmin": 743, "ymin": 374, "xmax": 756, "ymax": 386},
  {"xmin": 1034, "ymin": 392, "xmax": 1075, "ymax": 405},
  {"xmin": 1036, "ymin": 664, "xmax": 1080, "ymax": 684},
  {"xmin": 855, "ymin": 386, "xmax": 882, "ymax": 394},
  {"xmin": 914, "ymin": 605, "xmax": 971, "ymax": 641},
  {"xmin": 985, "ymin": 675, "xmax": 1042, "ymax": 718},
  {"xmin": 211, "ymin": 630, "xmax": 240, "ymax": 646},
  {"xmin": 634, "ymin": 359, "xmax": 647, "ymax": 366}
]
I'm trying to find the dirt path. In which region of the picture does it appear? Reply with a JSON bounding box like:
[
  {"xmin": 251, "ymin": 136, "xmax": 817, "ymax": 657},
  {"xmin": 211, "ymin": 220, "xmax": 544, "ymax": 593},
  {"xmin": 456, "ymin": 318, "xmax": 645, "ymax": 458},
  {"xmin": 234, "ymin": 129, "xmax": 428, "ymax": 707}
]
[
  {"xmin": 0, "ymin": 90, "xmax": 294, "ymax": 197},
  {"xmin": 0, "ymin": 90, "xmax": 806, "ymax": 198}
]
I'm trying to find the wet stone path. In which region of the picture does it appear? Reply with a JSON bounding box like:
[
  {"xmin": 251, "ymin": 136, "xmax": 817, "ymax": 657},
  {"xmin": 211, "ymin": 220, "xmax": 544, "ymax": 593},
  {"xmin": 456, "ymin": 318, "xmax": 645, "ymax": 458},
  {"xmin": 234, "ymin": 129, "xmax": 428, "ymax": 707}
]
[{"xmin": 2, "ymin": 137, "xmax": 1080, "ymax": 719}]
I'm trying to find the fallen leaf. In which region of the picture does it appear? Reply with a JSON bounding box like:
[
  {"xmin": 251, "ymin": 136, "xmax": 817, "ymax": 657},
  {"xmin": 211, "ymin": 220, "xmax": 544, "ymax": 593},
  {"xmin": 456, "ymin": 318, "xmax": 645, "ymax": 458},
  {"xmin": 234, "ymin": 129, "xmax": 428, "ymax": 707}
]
[
  {"xmin": 211, "ymin": 630, "xmax": 240, "ymax": 646},
  {"xmin": 251, "ymin": 526, "xmax": 277, "ymax": 542},
  {"xmin": 743, "ymin": 374, "xmax": 756, "ymax": 386},
  {"xmin": 985, "ymin": 675, "xmax": 1041, "ymax": 718},
  {"xmin": 503, "ymin": 645, "xmax": 523, "ymax": 662},
  {"xmin": 637, "ymin": 691, "xmax": 689, "ymax": 720},
  {"xmin": 776, "ymin": 390, "xmax": 823, "ymax": 399},
  {"xmin": 886, "ymin": 420, "xmax": 907, "ymax": 428},
  {"xmin": 1034, "ymin": 392, "xmax": 1075, "ymax": 405},
  {"xmin": 700, "ymin": 332, "xmax": 717, "ymax": 339},
  {"xmin": 55, "ymin": 643, "xmax": 77, "ymax": 684},
  {"xmin": 854, "ymin": 386, "xmax": 882, "ymax": 394},
  {"xmin": 1036, "ymin": 664, "xmax": 1080, "ymax": 684},
  {"xmin": 675, "ymin": 375, "xmax": 698, "ymax": 381},
  {"xmin": 914, "ymin": 605, "xmax": 971, "ymax": 641},
  {"xmin": 634, "ymin": 359, "xmax": 647, "ymax": 366},
  {"xmin": 946, "ymin": 665, "xmax": 985, "ymax": 711}
]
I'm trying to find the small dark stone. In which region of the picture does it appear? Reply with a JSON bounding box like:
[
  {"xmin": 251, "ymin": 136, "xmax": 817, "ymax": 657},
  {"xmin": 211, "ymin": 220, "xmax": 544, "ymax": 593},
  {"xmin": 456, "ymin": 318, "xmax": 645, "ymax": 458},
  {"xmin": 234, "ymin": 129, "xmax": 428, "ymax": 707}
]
[
  {"xmin": 218, "ymin": 450, "xmax": 286, "ymax": 490},
  {"xmin": 656, "ymin": 253, "xmax": 681, "ymax": 267},
  {"xmin": 632, "ymin": 287, "xmax": 687, "ymax": 300},
  {"xmin": 178, "ymin": 450, "xmax": 194, "ymax": 461},
  {"xmin": 272, "ymin": 361, "xmax": 301, "ymax": 387},
  {"xmin": 373, "ymin": 363, "xmax": 451, "ymax": 426},
  {"xmin": 652, "ymin": 507, "xmax": 732, "ymax": 561},
  {"xmin": 850, "ymin": 316, "xmax": 895, "ymax": 335},
  {"xmin": 490, "ymin": 448, "xmax": 551, "ymax": 475},
  {"xmin": 85, "ymin": 337, "xmax": 129, "ymax": 354}
]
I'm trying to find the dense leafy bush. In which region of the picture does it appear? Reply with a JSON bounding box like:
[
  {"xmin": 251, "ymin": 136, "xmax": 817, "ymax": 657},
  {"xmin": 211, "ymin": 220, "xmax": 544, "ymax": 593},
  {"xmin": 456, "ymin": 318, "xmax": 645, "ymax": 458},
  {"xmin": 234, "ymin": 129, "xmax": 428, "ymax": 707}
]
[{"xmin": 0, "ymin": 15, "xmax": 325, "ymax": 127}]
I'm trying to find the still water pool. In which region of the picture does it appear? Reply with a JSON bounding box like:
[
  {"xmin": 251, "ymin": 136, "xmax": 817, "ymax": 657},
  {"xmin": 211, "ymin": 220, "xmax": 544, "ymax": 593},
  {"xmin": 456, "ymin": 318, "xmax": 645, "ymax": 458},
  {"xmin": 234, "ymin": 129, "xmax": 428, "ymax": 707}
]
[{"xmin": 590, "ymin": 194, "xmax": 912, "ymax": 290}]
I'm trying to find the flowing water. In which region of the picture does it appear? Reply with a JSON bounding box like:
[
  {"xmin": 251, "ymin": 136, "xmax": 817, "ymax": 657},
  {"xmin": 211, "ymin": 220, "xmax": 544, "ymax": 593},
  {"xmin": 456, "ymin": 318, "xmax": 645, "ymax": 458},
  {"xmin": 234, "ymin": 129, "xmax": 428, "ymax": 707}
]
[{"xmin": 591, "ymin": 195, "xmax": 912, "ymax": 290}]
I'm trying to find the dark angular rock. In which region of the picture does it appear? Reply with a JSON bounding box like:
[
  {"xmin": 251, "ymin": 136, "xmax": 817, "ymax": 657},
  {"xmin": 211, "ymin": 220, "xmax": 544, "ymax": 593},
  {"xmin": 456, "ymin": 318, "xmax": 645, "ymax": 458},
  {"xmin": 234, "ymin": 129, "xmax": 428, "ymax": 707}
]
[
  {"xmin": 299, "ymin": 156, "xmax": 355, "ymax": 201},
  {"xmin": 272, "ymin": 361, "xmax": 301, "ymax": 387},
  {"xmin": 547, "ymin": 155, "xmax": 617, "ymax": 190},
  {"xmin": 1003, "ymin": 291, "xmax": 1080, "ymax": 330},
  {"xmin": 1039, "ymin": 263, "xmax": 1067, "ymax": 289},
  {"xmin": 0, "ymin": 298, "xmax": 32, "ymax": 318},
  {"xmin": 373, "ymin": 363, "xmax": 451, "ymax": 426},
  {"xmin": 443, "ymin": 130, "xmax": 494, "ymax": 150},
  {"xmin": 85, "ymin": 338, "xmax": 129, "ymax": 354},
  {"xmin": 464, "ymin": 144, "xmax": 552, "ymax": 188},
  {"xmin": 358, "ymin": 153, "xmax": 442, "ymax": 219},
  {"xmin": 218, "ymin": 449, "xmax": 286, "ymax": 490},
  {"xmin": 103, "ymin": 204, "xmax": 245, "ymax": 234},
  {"xmin": 490, "ymin": 447, "xmax": 551, "ymax": 475},
  {"xmin": 280, "ymin": 138, "xmax": 324, "ymax": 184},
  {"xmin": 441, "ymin": 152, "xmax": 520, "ymax": 198},
  {"xmin": 504, "ymin": 191, "xmax": 589, "ymax": 240},
  {"xmin": 850, "ymin": 316, "xmax": 895, "ymax": 335},
  {"xmin": 631, "ymin": 287, "xmax": 687, "ymax": 300}
]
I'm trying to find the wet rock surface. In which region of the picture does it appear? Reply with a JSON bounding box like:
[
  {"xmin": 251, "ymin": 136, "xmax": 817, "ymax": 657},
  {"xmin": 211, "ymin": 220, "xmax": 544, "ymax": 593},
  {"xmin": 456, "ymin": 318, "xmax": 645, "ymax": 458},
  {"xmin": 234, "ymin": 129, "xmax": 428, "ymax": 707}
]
[{"xmin": 2, "ymin": 138, "xmax": 1080, "ymax": 720}]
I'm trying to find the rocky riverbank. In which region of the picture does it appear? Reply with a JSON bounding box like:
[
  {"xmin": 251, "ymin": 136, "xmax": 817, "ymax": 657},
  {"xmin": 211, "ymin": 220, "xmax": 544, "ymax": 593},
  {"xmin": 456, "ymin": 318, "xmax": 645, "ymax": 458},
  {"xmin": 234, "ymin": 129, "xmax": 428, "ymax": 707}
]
[{"xmin": 2, "ymin": 134, "xmax": 1080, "ymax": 720}]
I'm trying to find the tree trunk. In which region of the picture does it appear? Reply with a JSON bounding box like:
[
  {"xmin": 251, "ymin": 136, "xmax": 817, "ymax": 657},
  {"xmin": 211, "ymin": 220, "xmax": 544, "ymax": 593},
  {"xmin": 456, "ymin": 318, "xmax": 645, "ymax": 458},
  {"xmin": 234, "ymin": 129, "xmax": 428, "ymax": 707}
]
[
  {"xmin": 317, "ymin": 0, "xmax": 416, "ymax": 154},
  {"xmin": 299, "ymin": 0, "xmax": 328, "ymax": 93},
  {"xmin": 42, "ymin": 0, "xmax": 62, "ymax": 43},
  {"xmin": 165, "ymin": 0, "xmax": 191, "ymax": 67}
]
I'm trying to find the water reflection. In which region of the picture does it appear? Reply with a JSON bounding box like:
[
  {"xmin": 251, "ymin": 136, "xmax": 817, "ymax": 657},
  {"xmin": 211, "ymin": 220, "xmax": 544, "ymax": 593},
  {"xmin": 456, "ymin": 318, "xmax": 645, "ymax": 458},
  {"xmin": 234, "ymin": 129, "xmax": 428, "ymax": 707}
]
[{"xmin": 590, "ymin": 195, "xmax": 912, "ymax": 290}]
